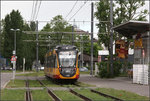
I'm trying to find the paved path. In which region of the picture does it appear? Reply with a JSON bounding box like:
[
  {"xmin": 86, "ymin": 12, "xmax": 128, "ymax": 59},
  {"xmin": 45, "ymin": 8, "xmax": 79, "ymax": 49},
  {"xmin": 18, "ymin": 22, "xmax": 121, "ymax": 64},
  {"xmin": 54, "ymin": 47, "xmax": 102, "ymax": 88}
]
[
  {"xmin": 1, "ymin": 73, "xmax": 13, "ymax": 89},
  {"xmin": 78, "ymin": 74, "xmax": 149, "ymax": 97},
  {"xmin": 1, "ymin": 72, "xmax": 33, "ymax": 89}
]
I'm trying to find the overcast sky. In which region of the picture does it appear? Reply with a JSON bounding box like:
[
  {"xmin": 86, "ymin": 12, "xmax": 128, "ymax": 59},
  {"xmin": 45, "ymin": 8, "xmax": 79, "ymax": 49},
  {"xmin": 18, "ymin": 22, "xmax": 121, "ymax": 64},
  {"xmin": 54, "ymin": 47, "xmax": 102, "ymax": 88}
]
[{"xmin": 1, "ymin": 1, "xmax": 150, "ymax": 38}]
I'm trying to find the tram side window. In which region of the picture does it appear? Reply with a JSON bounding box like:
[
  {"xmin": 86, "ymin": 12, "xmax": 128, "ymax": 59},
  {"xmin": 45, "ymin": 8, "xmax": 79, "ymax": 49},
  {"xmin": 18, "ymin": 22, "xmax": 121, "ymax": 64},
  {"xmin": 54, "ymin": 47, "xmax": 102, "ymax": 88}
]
[{"xmin": 55, "ymin": 56, "xmax": 57, "ymax": 68}]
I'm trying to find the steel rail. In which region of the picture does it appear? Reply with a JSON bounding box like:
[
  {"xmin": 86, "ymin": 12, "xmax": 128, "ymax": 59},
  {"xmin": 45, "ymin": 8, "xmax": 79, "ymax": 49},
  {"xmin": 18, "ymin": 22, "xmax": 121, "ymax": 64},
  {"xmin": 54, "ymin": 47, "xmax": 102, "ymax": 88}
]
[
  {"xmin": 25, "ymin": 80, "xmax": 32, "ymax": 101},
  {"xmin": 90, "ymin": 89, "xmax": 124, "ymax": 101},
  {"xmin": 37, "ymin": 79, "xmax": 62, "ymax": 101},
  {"xmin": 69, "ymin": 89, "xmax": 92, "ymax": 101}
]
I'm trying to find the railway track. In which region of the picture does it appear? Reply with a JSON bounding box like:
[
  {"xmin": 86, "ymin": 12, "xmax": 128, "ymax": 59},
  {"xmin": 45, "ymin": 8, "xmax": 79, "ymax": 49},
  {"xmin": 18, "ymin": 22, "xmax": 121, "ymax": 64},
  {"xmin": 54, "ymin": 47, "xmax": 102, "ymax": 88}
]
[
  {"xmin": 37, "ymin": 78, "xmax": 125, "ymax": 101},
  {"xmin": 37, "ymin": 79, "xmax": 62, "ymax": 101},
  {"xmin": 90, "ymin": 89, "xmax": 124, "ymax": 101},
  {"xmin": 25, "ymin": 80, "xmax": 32, "ymax": 101}
]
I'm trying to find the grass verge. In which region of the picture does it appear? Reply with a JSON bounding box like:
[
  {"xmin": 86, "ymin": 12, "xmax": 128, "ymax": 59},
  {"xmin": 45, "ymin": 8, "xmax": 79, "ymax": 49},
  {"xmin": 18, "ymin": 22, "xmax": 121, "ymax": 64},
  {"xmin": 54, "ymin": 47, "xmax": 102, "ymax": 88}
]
[
  {"xmin": 32, "ymin": 89, "xmax": 52, "ymax": 101},
  {"xmin": 95, "ymin": 88, "xmax": 149, "ymax": 101},
  {"xmin": 74, "ymin": 88, "xmax": 113, "ymax": 101},
  {"xmin": 6, "ymin": 79, "xmax": 25, "ymax": 88},
  {"xmin": 1, "ymin": 89, "xmax": 25, "ymax": 100},
  {"xmin": 54, "ymin": 90, "xmax": 83, "ymax": 101},
  {"xmin": 16, "ymin": 71, "xmax": 45, "ymax": 76}
]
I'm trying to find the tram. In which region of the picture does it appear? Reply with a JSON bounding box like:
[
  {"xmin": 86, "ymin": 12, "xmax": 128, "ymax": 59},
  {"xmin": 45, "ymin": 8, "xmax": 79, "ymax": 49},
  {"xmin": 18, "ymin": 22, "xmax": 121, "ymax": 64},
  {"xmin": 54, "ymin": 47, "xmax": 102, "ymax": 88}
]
[{"xmin": 44, "ymin": 45, "xmax": 79, "ymax": 81}]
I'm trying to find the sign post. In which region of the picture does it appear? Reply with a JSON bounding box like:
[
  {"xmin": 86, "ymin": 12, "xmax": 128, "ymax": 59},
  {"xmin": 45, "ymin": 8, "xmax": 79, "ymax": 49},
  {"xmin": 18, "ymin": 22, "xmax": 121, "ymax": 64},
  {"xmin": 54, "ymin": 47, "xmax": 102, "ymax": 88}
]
[
  {"xmin": 23, "ymin": 58, "xmax": 25, "ymax": 73},
  {"xmin": 11, "ymin": 54, "xmax": 17, "ymax": 82}
]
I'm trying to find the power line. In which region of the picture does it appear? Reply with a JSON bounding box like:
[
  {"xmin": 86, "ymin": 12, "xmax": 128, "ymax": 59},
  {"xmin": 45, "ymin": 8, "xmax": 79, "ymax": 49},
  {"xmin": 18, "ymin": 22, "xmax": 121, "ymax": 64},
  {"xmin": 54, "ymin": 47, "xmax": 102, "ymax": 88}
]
[
  {"xmin": 32, "ymin": 0, "xmax": 38, "ymax": 21},
  {"xmin": 68, "ymin": 1, "xmax": 87, "ymax": 22},
  {"xmin": 65, "ymin": 0, "xmax": 78, "ymax": 19},
  {"xmin": 34, "ymin": 0, "xmax": 42, "ymax": 20},
  {"xmin": 30, "ymin": 0, "xmax": 35, "ymax": 21}
]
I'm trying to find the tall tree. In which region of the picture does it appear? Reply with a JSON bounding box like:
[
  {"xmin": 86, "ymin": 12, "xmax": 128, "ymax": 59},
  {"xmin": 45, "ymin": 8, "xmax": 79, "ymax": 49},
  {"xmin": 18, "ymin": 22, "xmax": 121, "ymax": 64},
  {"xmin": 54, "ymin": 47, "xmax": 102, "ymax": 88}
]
[
  {"xmin": 3, "ymin": 10, "xmax": 24, "ymax": 69},
  {"xmin": 95, "ymin": 0, "xmax": 148, "ymax": 52}
]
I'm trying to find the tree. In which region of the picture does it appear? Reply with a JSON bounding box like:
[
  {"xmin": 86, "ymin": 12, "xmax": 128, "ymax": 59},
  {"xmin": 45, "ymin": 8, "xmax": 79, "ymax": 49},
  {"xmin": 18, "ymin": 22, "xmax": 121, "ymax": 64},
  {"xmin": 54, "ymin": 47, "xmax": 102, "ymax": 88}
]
[
  {"xmin": 41, "ymin": 15, "xmax": 72, "ymax": 47},
  {"xmin": 3, "ymin": 10, "xmax": 24, "ymax": 69},
  {"xmin": 95, "ymin": 0, "xmax": 148, "ymax": 52}
]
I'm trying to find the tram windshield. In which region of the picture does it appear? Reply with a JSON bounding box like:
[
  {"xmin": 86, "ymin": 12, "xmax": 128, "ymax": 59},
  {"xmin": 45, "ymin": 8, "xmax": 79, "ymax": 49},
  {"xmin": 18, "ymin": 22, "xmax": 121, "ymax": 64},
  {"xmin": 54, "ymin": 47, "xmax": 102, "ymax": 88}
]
[{"xmin": 59, "ymin": 51, "xmax": 76, "ymax": 67}]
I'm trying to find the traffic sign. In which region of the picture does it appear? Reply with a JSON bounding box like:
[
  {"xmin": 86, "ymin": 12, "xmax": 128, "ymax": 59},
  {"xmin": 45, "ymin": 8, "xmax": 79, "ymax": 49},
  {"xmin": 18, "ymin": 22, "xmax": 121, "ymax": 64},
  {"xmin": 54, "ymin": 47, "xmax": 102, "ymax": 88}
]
[{"xmin": 11, "ymin": 56, "xmax": 16, "ymax": 61}]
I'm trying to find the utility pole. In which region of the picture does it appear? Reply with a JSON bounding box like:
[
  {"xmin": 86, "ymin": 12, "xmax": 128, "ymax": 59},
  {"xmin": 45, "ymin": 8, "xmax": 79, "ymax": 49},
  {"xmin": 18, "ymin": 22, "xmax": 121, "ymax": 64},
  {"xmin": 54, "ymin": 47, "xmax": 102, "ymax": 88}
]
[
  {"xmin": 90, "ymin": 2, "xmax": 94, "ymax": 76},
  {"xmin": 72, "ymin": 25, "xmax": 74, "ymax": 45},
  {"xmin": 36, "ymin": 21, "xmax": 39, "ymax": 72},
  {"xmin": 110, "ymin": 0, "xmax": 114, "ymax": 76},
  {"xmin": 148, "ymin": 0, "xmax": 150, "ymax": 87}
]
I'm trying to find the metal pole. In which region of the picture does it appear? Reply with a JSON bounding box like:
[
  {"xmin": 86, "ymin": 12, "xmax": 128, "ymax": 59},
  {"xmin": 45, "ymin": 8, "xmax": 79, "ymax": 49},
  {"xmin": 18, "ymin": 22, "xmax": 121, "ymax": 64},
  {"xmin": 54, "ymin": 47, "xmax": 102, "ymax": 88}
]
[
  {"xmin": 36, "ymin": 21, "xmax": 39, "ymax": 72},
  {"xmin": 147, "ymin": 1, "xmax": 150, "ymax": 87},
  {"xmin": 82, "ymin": 36, "xmax": 83, "ymax": 68},
  {"xmin": 90, "ymin": 2, "xmax": 94, "ymax": 76},
  {"xmin": 14, "ymin": 31, "xmax": 16, "ymax": 55},
  {"xmin": 72, "ymin": 25, "xmax": 74, "ymax": 45},
  {"xmin": 110, "ymin": 0, "xmax": 114, "ymax": 76}
]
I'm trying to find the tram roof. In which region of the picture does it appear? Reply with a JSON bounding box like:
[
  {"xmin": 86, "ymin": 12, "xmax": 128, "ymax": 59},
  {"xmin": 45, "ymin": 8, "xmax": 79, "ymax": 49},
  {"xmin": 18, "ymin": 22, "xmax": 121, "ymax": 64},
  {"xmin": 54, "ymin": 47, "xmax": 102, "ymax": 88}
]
[{"xmin": 113, "ymin": 20, "xmax": 150, "ymax": 38}]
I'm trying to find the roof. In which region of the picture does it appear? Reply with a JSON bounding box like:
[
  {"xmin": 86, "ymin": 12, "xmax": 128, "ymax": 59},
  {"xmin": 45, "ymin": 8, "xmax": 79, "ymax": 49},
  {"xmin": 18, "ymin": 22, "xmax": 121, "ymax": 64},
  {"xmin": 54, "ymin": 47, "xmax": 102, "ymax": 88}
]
[
  {"xmin": 113, "ymin": 20, "xmax": 150, "ymax": 38},
  {"xmin": 79, "ymin": 54, "xmax": 98, "ymax": 62}
]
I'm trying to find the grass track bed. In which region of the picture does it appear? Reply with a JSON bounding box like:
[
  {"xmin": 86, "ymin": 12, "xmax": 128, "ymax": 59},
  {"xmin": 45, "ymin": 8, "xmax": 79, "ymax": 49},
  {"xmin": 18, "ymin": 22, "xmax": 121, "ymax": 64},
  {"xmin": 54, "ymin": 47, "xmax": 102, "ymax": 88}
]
[
  {"xmin": 16, "ymin": 71, "xmax": 44, "ymax": 76},
  {"xmin": 74, "ymin": 89, "xmax": 113, "ymax": 101},
  {"xmin": 53, "ymin": 90, "xmax": 83, "ymax": 101},
  {"xmin": 6, "ymin": 79, "xmax": 25, "ymax": 88},
  {"xmin": 32, "ymin": 89, "xmax": 52, "ymax": 101},
  {"xmin": 95, "ymin": 88, "xmax": 149, "ymax": 101},
  {"xmin": 29, "ymin": 80, "xmax": 43, "ymax": 87},
  {"xmin": 1, "ymin": 89, "xmax": 25, "ymax": 100}
]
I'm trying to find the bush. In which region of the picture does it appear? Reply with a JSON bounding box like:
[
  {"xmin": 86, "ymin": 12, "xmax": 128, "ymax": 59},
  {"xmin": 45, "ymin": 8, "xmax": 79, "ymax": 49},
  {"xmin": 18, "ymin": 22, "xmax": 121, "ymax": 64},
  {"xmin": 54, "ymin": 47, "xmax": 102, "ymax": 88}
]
[{"xmin": 97, "ymin": 61, "xmax": 122, "ymax": 78}]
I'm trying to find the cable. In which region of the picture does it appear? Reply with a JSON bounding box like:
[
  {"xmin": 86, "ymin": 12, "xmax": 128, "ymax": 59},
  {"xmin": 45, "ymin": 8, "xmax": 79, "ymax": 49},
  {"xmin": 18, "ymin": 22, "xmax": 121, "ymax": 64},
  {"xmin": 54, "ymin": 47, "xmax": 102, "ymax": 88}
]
[
  {"xmin": 68, "ymin": 1, "xmax": 87, "ymax": 22},
  {"xmin": 34, "ymin": 0, "xmax": 42, "ymax": 20},
  {"xmin": 30, "ymin": 0, "xmax": 35, "ymax": 21},
  {"xmin": 65, "ymin": 0, "xmax": 78, "ymax": 19},
  {"xmin": 32, "ymin": 0, "xmax": 38, "ymax": 21}
]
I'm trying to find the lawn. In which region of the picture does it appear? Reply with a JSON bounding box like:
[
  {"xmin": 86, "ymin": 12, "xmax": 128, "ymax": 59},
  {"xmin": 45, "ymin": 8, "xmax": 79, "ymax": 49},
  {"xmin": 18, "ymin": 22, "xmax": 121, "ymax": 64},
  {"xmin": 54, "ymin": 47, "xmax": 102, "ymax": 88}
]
[
  {"xmin": 74, "ymin": 88, "xmax": 113, "ymax": 101},
  {"xmin": 29, "ymin": 80, "xmax": 43, "ymax": 87},
  {"xmin": 1, "ymin": 89, "xmax": 25, "ymax": 100},
  {"xmin": 54, "ymin": 90, "xmax": 83, "ymax": 101},
  {"xmin": 32, "ymin": 89, "xmax": 52, "ymax": 101},
  {"xmin": 16, "ymin": 71, "xmax": 44, "ymax": 76},
  {"xmin": 95, "ymin": 88, "xmax": 149, "ymax": 101},
  {"xmin": 6, "ymin": 79, "xmax": 25, "ymax": 88}
]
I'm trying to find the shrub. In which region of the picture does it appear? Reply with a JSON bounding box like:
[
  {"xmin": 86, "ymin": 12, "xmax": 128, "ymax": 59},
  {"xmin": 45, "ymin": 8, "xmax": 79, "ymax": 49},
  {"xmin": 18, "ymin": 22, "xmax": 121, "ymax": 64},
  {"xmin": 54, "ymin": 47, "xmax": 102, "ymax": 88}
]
[{"xmin": 97, "ymin": 61, "xmax": 122, "ymax": 78}]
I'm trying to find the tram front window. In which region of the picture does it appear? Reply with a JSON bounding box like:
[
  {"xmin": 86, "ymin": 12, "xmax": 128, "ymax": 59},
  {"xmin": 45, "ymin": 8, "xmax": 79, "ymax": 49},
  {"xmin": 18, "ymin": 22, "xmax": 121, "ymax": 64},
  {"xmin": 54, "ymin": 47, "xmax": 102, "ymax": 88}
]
[{"xmin": 59, "ymin": 51, "xmax": 76, "ymax": 67}]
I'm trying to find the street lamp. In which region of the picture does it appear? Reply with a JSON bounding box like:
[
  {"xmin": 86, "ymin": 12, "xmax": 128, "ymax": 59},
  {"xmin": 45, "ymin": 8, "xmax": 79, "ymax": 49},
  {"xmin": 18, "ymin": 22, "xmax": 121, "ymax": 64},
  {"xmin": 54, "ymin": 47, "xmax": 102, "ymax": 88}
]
[
  {"xmin": 10, "ymin": 28, "xmax": 20, "ymax": 55},
  {"xmin": 10, "ymin": 28, "xmax": 20, "ymax": 81}
]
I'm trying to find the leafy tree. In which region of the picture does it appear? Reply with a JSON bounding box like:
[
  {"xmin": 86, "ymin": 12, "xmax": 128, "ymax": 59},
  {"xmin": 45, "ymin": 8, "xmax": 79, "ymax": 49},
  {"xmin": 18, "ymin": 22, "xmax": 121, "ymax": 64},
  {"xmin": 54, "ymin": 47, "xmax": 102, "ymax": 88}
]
[
  {"xmin": 3, "ymin": 10, "xmax": 24, "ymax": 69},
  {"xmin": 95, "ymin": 0, "xmax": 148, "ymax": 52}
]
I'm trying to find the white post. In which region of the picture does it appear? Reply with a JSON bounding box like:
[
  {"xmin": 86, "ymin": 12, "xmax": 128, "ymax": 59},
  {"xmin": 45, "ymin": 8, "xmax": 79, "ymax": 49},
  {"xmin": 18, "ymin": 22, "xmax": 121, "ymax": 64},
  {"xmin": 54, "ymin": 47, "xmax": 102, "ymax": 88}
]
[
  {"xmin": 95, "ymin": 63, "xmax": 98, "ymax": 76},
  {"xmin": 23, "ymin": 58, "xmax": 25, "ymax": 73}
]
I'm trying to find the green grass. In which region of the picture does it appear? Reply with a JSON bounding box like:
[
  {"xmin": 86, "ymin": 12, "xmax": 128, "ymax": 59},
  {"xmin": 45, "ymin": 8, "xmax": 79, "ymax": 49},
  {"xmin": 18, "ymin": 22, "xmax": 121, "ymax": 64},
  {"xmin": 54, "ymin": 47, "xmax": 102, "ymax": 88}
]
[
  {"xmin": 41, "ymin": 80, "xmax": 61, "ymax": 87},
  {"xmin": 1, "ymin": 70, "xmax": 25, "ymax": 73},
  {"xmin": 95, "ymin": 88, "xmax": 149, "ymax": 101},
  {"xmin": 54, "ymin": 90, "xmax": 83, "ymax": 101},
  {"xmin": 74, "ymin": 88, "xmax": 113, "ymax": 101},
  {"xmin": 32, "ymin": 89, "xmax": 52, "ymax": 101},
  {"xmin": 6, "ymin": 79, "xmax": 25, "ymax": 88},
  {"xmin": 1, "ymin": 89, "xmax": 25, "ymax": 100},
  {"xmin": 29, "ymin": 80, "xmax": 43, "ymax": 87},
  {"xmin": 16, "ymin": 71, "xmax": 44, "ymax": 76}
]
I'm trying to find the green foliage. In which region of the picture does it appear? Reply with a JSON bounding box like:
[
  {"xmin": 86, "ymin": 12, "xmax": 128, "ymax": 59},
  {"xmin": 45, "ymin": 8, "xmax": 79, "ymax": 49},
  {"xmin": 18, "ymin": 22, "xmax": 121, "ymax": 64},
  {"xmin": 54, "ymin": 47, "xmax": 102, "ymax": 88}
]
[
  {"xmin": 3, "ymin": 10, "xmax": 24, "ymax": 69},
  {"xmin": 97, "ymin": 61, "xmax": 122, "ymax": 78},
  {"xmin": 95, "ymin": 0, "xmax": 148, "ymax": 52}
]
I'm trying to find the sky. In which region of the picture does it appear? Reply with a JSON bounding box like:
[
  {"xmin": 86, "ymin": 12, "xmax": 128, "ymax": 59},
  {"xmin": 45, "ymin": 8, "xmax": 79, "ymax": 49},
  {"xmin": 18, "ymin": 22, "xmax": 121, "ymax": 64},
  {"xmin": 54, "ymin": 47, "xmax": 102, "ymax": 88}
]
[{"xmin": 1, "ymin": 1, "xmax": 150, "ymax": 39}]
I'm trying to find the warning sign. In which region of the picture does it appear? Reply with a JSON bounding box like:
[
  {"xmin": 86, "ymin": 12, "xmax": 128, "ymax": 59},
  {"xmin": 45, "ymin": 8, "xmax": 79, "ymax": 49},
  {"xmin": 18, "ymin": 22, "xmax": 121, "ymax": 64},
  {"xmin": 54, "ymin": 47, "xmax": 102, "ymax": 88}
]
[{"xmin": 11, "ymin": 56, "xmax": 16, "ymax": 61}]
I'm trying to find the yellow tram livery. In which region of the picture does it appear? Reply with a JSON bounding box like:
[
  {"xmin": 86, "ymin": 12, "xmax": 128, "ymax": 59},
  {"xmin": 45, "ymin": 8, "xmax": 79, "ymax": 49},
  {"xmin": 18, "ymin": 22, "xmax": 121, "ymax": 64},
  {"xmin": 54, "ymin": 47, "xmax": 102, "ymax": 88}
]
[{"xmin": 44, "ymin": 45, "xmax": 80, "ymax": 81}]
